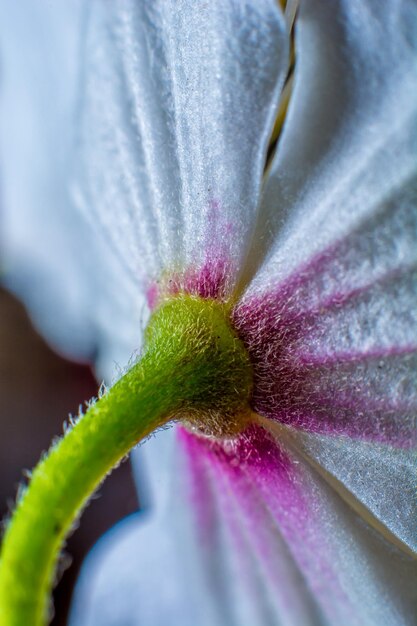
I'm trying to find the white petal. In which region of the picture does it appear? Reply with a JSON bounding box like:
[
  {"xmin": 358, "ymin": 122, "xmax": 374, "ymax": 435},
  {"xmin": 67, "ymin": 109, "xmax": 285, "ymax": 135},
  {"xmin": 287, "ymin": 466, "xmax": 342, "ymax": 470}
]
[
  {"xmin": 280, "ymin": 427, "xmax": 417, "ymax": 554},
  {"xmin": 0, "ymin": 1, "xmax": 144, "ymax": 367},
  {"xmin": 243, "ymin": 0, "xmax": 417, "ymax": 288},
  {"xmin": 70, "ymin": 426, "xmax": 417, "ymax": 626},
  {"xmin": 233, "ymin": 209, "xmax": 416, "ymax": 553},
  {"xmin": 232, "ymin": 0, "xmax": 417, "ymax": 559},
  {"xmin": 0, "ymin": 1, "xmax": 88, "ymax": 358},
  {"xmin": 70, "ymin": 427, "xmax": 323, "ymax": 626},
  {"xmin": 69, "ymin": 428, "xmax": 205, "ymax": 626},
  {"xmin": 75, "ymin": 0, "xmax": 289, "ymax": 297}
]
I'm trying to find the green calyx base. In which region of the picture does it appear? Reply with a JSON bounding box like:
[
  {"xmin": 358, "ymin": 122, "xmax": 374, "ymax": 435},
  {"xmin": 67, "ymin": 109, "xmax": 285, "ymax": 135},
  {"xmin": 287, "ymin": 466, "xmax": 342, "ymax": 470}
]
[
  {"xmin": 0, "ymin": 294, "xmax": 253, "ymax": 626},
  {"xmin": 146, "ymin": 294, "xmax": 253, "ymax": 437}
]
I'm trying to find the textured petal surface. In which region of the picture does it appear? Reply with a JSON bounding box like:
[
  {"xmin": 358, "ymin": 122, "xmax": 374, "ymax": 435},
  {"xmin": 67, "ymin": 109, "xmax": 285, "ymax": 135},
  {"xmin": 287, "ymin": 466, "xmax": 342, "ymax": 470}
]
[
  {"xmin": 242, "ymin": 0, "xmax": 417, "ymax": 285},
  {"xmin": 176, "ymin": 426, "xmax": 417, "ymax": 625},
  {"xmin": 233, "ymin": 199, "xmax": 417, "ymax": 444},
  {"xmin": 70, "ymin": 426, "xmax": 417, "ymax": 626},
  {"xmin": 279, "ymin": 426, "xmax": 417, "ymax": 554},
  {"xmin": 74, "ymin": 0, "xmax": 289, "ymax": 299},
  {"xmin": 232, "ymin": 0, "xmax": 417, "ymax": 558}
]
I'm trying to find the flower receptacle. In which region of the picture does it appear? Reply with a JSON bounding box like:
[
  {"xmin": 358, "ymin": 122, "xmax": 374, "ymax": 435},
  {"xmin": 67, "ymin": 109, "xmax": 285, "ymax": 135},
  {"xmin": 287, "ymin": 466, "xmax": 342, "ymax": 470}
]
[{"xmin": 144, "ymin": 294, "xmax": 254, "ymax": 438}]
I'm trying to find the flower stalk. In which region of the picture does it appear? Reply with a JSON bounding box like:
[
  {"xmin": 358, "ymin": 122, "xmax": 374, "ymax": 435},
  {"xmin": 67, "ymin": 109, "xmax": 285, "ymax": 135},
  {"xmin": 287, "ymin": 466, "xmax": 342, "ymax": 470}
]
[{"xmin": 0, "ymin": 295, "xmax": 253, "ymax": 626}]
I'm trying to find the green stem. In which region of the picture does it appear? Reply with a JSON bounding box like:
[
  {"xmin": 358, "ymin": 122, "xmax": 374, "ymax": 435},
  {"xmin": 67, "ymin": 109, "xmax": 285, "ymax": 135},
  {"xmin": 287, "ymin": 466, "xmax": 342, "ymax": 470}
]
[
  {"xmin": 0, "ymin": 352, "xmax": 177, "ymax": 626},
  {"xmin": 0, "ymin": 295, "xmax": 253, "ymax": 626}
]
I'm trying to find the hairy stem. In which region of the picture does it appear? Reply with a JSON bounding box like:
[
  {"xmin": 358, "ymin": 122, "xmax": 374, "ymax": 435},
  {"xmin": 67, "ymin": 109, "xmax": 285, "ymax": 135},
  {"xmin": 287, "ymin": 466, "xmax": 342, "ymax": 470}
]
[
  {"xmin": 0, "ymin": 354, "xmax": 177, "ymax": 626},
  {"xmin": 0, "ymin": 295, "xmax": 253, "ymax": 626}
]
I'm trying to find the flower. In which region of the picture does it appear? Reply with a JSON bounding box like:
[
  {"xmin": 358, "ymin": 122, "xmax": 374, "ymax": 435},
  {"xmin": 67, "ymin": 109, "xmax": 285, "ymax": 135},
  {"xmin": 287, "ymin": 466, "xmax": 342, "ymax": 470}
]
[{"xmin": 1, "ymin": 0, "xmax": 416, "ymax": 625}]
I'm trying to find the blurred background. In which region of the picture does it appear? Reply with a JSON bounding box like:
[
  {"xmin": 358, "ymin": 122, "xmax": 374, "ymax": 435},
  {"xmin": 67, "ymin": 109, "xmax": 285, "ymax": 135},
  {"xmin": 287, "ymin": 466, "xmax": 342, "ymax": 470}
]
[{"xmin": 0, "ymin": 286, "xmax": 138, "ymax": 625}]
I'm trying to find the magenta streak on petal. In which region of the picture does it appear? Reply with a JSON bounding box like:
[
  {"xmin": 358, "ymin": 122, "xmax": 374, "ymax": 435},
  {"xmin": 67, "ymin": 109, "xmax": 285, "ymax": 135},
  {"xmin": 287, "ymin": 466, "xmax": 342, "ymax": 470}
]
[
  {"xmin": 145, "ymin": 256, "xmax": 230, "ymax": 310},
  {"xmin": 177, "ymin": 426, "xmax": 270, "ymax": 625},
  {"xmin": 146, "ymin": 199, "xmax": 236, "ymax": 308},
  {"xmin": 231, "ymin": 426, "xmax": 352, "ymax": 621},
  {"xmin": 181, "ymin": 257, "xmax": 231, "ymax": 300},
  {"xmin": 278, "ymin": 349, "xmax": 416, "ymax": 446},
  {"xmin": 146, "ymin": 282, "xmax": 159, "ymax": 310},
  {"xmin": 233, "ymin": 294, "xmax": 416, "ymax": 444},
  {"xmin": 145, "ymin": 256, "xmax": 231, "ymax": 310},
  {"xmin": 177, "ymin": 425, "xmax": 296, "ymax": 544},
  {"xmin": 254, "ymin": 192, "xmax": 416, "ymax": 321},
  {"xmin": 178, "ymin": 197, "xmax": 236, "ymax": 300},
  {"xmin": 232, "ymin": 247, "xmax": 416, "ymax": 446},
  {"xmin": 295, "ymin": 345, "xmax": 417, "ymax": 368},
  {"xmin": 178, "ymin": 425, "xmax": 352, "ymax": 623},
  {"xmin": 260, "ymin": 263, "xmax": 415, "ymax": 333},
  {"xmin": 177, "ymin": 426, "xmax": 302, "ymax": 616},
  {"xmin": 177, "ymin": 424, "xmax": 221, "ymax": 542}
]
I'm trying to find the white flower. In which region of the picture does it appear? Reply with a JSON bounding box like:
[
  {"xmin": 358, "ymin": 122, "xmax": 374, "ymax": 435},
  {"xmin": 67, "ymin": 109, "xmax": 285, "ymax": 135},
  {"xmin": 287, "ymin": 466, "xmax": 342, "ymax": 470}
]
[{"xmin": 1, "ymin": 1, "xmax": 416, "ymax": 625}]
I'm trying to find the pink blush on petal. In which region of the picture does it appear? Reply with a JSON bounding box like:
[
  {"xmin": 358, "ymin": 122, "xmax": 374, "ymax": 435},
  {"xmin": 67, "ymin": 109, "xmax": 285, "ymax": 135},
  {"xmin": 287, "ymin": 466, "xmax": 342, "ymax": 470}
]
[
  {"xmin": 232, "ymin": 246, "xmax": 416, "ymax": 447},
  {"xmin": 180, "ymin": 257, "xmax": 231, "ymax": 301},
  {"xmin": 177, "ymin": 425, "xmax": 353, "ymax": 623},
  {"xmin": 177, "ymin": 425, "xmax": 307, "ymax": 543},
  {"xmin": 146, "ymin": 198, "xmax": 238, "ymax": 308},
  {"xmin": 146, "ymin": 282, "xmax": 159, "ymax": 310},
  {"xmin": 146, "ymin": 256, "xmax": 234, "ymax": 312},
  {"xmin": 145, "ymin": 256, "xmax": 231, "ymax": 311}
]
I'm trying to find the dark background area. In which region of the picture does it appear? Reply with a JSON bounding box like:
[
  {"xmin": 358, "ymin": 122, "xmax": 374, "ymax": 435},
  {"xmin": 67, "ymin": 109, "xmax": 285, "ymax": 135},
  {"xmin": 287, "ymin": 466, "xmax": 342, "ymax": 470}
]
[{"xmin": 0, "ymin": 287, "xmax": 138, "ymax": 625}]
